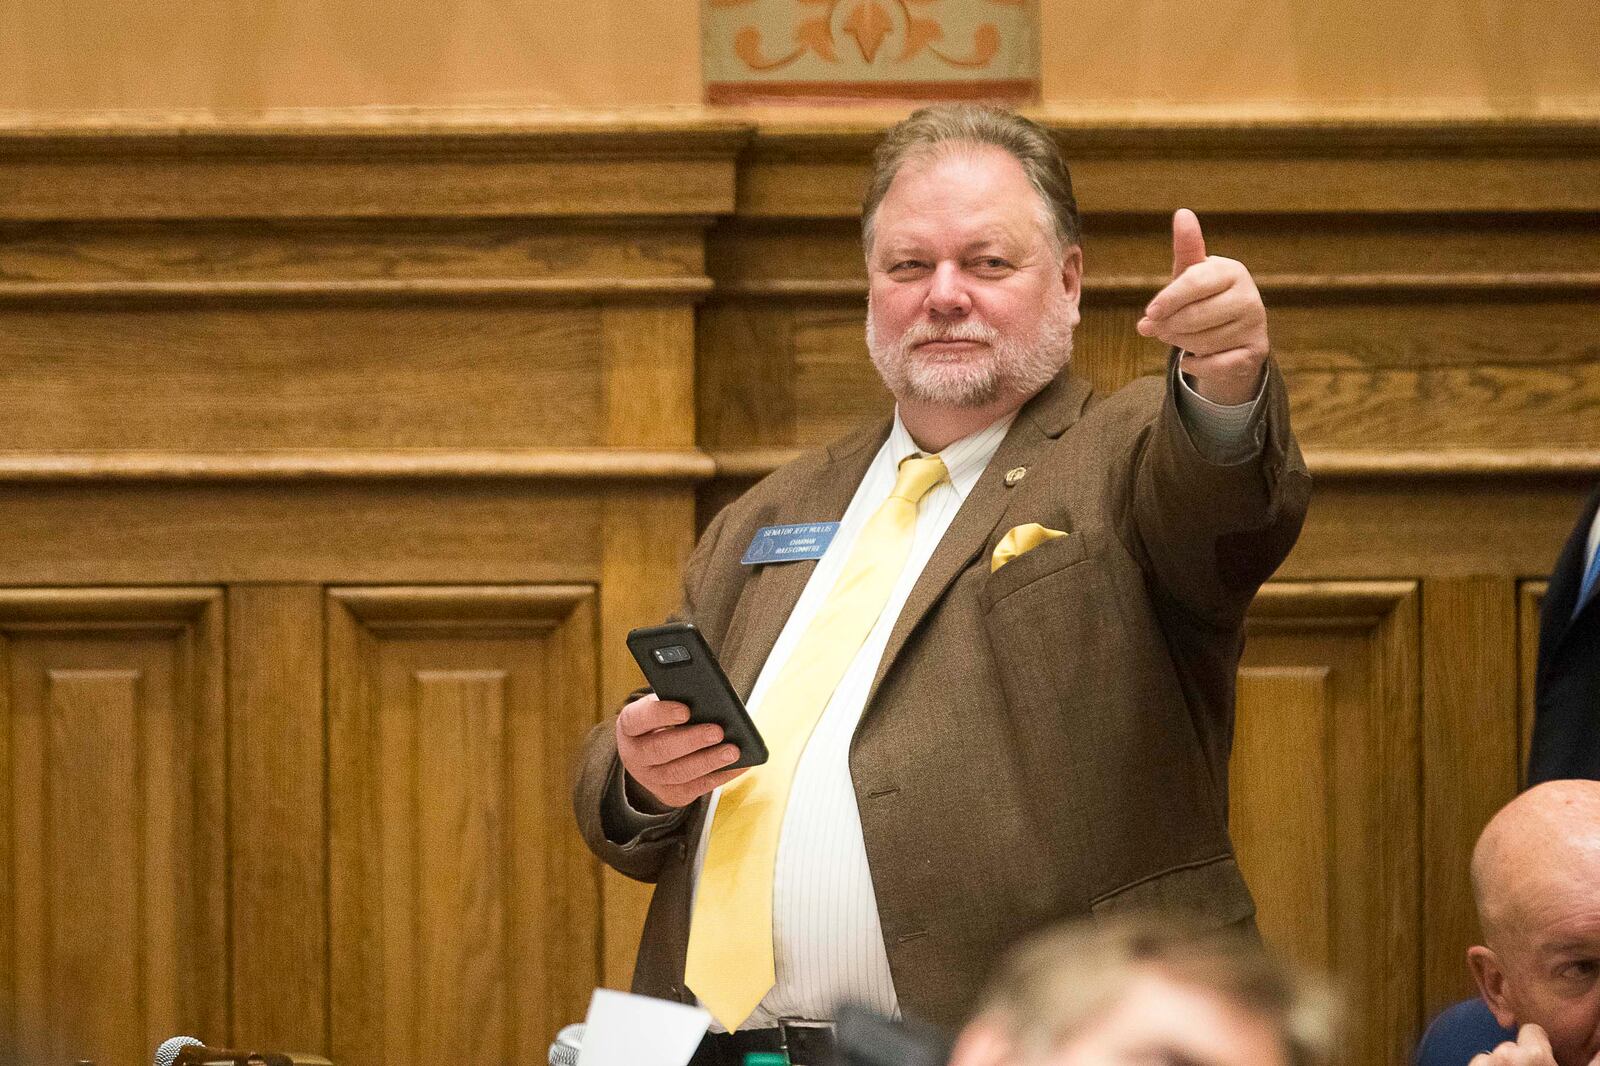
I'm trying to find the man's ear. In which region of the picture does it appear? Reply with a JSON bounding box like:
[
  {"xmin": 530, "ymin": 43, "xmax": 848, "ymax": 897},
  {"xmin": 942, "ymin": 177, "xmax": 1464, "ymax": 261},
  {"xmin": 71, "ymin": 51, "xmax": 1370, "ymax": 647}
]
[
  {"xmin": 948, "ymin": 1018, "xmax": 1016, "ymax": 1066},
  {"xmin": 1468, "ymin": 945, "xmax": 1517, "ymax": 1029},
  {"xmin": 1059, "ymin": 245, "xmax": 1083, "ymax": 319}
]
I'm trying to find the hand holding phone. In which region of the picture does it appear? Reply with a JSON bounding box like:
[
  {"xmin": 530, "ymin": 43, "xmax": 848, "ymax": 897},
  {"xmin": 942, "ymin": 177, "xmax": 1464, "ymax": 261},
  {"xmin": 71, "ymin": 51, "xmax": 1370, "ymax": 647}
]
[
  {"xmin": 621, "ymin": 623, "xmax": 769, "ymax": 810},
  {"xmin": 614, "ymin": 693, "xmax": 747, "ymax": 810}
]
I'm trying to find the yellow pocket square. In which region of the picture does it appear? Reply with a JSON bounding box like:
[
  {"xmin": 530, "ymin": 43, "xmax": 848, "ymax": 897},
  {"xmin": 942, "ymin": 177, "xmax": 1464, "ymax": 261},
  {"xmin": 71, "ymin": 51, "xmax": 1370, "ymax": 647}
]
[{"xmin": 991, "ymin": 523, "xmax": 1070, "ymax": 572}]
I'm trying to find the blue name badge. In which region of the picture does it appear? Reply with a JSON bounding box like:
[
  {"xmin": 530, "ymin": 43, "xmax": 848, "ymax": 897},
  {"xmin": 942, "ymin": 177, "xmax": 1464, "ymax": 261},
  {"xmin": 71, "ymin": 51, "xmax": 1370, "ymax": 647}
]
[{"xmin": 741, "ymin": 522, "xmax": 841, "ymax": 565}]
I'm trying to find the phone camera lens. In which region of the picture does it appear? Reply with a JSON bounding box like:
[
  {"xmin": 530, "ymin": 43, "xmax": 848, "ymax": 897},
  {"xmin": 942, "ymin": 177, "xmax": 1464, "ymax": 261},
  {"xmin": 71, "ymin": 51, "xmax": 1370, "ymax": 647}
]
[{"xmin": 653, "ymin": 645, "xmax": 691, "ymax": 665}]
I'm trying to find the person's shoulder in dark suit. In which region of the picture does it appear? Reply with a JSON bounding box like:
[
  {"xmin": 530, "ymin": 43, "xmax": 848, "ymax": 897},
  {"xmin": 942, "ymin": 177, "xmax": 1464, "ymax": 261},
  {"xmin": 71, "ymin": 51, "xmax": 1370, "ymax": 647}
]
[
  {"xmin": 1528, "ymin": 481, "xmax": 1600, "ymax": 784},
  {"xmin": 1415, "ymin": 997, "xmax": 1516, "ymax": 1066}
]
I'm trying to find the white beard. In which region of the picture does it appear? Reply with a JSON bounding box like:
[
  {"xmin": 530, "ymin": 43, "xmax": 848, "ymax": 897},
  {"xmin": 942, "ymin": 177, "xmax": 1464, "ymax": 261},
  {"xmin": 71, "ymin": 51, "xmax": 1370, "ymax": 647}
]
[{"xmin": 866, "ymin": 293, "xmax": 1076, "ymax": 408}]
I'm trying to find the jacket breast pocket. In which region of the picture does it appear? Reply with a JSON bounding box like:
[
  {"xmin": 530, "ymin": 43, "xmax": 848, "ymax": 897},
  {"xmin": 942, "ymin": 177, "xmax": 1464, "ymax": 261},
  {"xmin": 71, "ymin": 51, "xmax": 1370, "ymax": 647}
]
[{"xmin": 980, "ymin": 528, "xmax": 1095, "ymax": 612}]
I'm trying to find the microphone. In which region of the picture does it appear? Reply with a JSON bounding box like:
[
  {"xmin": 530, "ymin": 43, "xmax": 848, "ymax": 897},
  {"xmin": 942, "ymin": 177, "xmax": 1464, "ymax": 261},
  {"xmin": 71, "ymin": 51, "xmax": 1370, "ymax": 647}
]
[
  {"xmin": 549, "ymin": 1023, "xmax": 585, "ymax": 1066},
  {"xmin": 835, "ymin": 1004, "xmax": 951, "ymax": 1066},
  {"xmin": 154, "ymin": 1037, "xmax": 203, "ymax": 1066}
]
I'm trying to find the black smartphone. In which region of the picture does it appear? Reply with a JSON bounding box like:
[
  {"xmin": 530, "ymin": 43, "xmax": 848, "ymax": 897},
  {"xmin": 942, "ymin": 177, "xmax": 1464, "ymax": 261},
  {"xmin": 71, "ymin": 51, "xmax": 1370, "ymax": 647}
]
[{"xmin": 625, "ymin": 622, "xmax": 769, "ymax": 769}]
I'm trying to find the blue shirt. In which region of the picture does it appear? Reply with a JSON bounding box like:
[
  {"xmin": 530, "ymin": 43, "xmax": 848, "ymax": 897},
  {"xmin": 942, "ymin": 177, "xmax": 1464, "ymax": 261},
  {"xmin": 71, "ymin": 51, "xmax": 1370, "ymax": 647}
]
[{"xmin": 1415, "ymin": 998, "xmax": 1516, "ymax": 1066}]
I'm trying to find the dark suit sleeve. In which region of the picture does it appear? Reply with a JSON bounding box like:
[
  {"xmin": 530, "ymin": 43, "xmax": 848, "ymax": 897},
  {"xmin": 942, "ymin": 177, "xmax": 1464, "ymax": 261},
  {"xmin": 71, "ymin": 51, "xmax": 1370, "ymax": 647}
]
[
  {"xmin": 1130, "ymin": 352, "xmax": 1311, "ymax": 628},
  {"xmin": 571, "ymin": 502, "xmax": 733, "ymax": 882}
]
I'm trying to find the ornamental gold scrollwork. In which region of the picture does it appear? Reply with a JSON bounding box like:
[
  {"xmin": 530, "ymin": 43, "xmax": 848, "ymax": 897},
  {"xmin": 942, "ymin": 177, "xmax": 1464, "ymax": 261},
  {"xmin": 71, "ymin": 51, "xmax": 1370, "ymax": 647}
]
[{"xmin": 721, "ymin": 0, "xmax": 1014, "ymax": 72}]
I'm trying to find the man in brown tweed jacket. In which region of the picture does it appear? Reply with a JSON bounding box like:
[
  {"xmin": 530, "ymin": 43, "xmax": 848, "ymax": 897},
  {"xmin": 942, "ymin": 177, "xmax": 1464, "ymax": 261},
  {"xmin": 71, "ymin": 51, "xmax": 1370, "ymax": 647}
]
[{"xmin": 574, "ymin": 104, "xmax": 1310, "ymax": 1040}]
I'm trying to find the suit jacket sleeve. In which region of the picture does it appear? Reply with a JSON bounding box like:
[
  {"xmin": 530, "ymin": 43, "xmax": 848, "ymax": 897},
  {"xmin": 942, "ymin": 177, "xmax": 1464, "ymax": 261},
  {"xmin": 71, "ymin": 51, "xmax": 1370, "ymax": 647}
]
[
  {"xmin": 571, "ymin": 501, "xmax": 732, "ymax": 883},
  {"xmin": 1130, "ymin": 352, "xmax": 1310, "ymax": 629}
]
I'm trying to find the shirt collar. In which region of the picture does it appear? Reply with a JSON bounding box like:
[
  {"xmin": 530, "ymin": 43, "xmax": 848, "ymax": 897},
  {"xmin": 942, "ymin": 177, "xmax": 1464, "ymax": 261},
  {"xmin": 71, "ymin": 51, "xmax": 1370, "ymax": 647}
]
[{"xmin": 888, "ymin": 407, "xmax": 1018, "ymax": 501}]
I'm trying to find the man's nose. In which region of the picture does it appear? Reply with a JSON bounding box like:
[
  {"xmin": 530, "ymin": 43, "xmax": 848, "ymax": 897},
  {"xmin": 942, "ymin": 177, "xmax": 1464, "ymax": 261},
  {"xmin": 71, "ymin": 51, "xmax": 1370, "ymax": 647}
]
[{"xmin": 924, "ymin": 262, "xmax": 971, "ymax": 317}]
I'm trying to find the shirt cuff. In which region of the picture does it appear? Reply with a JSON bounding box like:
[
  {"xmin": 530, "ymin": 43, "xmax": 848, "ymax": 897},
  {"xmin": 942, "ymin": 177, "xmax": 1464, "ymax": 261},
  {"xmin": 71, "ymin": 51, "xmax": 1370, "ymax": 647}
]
[
  {"xmin": 1174, "ymin": 360, "xmax": 1268, "ymax": 465},
  {"xmin": 602, "ymin": 758, "xmax": 689, "ymax": 845}
]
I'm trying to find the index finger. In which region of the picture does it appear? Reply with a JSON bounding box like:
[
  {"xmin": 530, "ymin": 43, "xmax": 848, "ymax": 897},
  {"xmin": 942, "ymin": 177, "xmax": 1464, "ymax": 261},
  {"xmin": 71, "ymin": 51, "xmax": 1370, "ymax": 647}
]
[
  {"xmin": 1144, "ymin": 261, "xmax": 1234, "ymax": 322},
  {"xmin": 618, "ymin": 695, "xmax": 691, "ymax": 737},
  {"xmin": 1518, "ymin": 1023, "xmax": 1553, "ymax": 1057}
]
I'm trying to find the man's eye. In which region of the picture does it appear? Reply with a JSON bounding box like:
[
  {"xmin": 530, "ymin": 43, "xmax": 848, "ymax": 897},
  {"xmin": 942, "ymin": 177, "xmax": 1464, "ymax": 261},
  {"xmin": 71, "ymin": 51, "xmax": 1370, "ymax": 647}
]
[
  {"xmin": 1558, "ymin": 960, "xmax": 1600, "ymax": 981},
  {"xmin": 973, "ymin": 257, "xmax": 1012, "ymax": 271}
]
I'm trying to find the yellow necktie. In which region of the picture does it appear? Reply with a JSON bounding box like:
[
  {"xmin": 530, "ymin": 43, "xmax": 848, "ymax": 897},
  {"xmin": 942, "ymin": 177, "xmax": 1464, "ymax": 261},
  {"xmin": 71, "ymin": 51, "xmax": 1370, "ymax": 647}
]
[{"xmin": 684, "ymin": 454, "xmax": 950, "ymax": 1031}]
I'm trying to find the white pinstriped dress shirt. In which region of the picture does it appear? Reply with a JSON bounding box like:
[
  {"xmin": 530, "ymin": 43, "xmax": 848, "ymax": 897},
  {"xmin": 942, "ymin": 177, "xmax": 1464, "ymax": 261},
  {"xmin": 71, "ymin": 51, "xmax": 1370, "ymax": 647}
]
[{"xmin": 695, "ymin": 411, "xmax": 1015, "ymax": 1029}]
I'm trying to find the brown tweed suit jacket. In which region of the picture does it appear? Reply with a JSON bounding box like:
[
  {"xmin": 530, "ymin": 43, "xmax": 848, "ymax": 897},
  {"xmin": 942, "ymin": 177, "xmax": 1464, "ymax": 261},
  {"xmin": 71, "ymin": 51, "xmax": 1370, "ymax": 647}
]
[{"xmin": 574, "ymin": 357, "xmax": 1310, "ymax": 1030}]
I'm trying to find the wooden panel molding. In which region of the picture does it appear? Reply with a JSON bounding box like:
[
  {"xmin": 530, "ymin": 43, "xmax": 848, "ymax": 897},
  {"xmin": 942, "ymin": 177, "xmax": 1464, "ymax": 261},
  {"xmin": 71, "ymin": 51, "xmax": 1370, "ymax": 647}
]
[
  {"xmin": 0, "ymin": 116, "xmax": 728, "ymax": 484},
  {"xmin": 1421, "ymin": 579, "xmax": 1520, "ymax": 1018},
  {"xmin": 732, "ymin": 115, "xmax": 1600, "ymax": 218},
  {"xmin": 326, "ymin": 585, "xmax": 600, "ymax": 1066},
  {"xmin": 1235, "ymin": 581, "xmax": 1421, "ymax": 1066},
  {"xmin": 0, "ymin": 588, "xmax": 226, "ymax": 1066},
  {"xmin": 0, "ymin": 449, "xmax": 717, "ymax": 483},
  {"xmin": 1518, "ymin": 582, "xmax": 1548, "ymax": 786},
  {"xmin": 0, "ymin": 111, "xmax": 749, "ymax": 221},
  {"xmin": 228, "ymin": 586, "xmax": 328, "ymax": 1051},
  {"xmin": 0, "ymin": 481, "xmax": 609, "ymax": 587},
  {"xmin": 595, "ymin": 490, "xmax": 697, "ymax": 987},
  {"xmin": 0, "ymin": 218, "xmax": 708, "ymax": 285}
]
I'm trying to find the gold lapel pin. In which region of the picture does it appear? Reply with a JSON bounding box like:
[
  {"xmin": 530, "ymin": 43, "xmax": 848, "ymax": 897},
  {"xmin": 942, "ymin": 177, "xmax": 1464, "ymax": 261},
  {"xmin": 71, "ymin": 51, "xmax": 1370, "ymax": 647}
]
[{"xmin": 1004, "ymin": 466, "xmax": 1027, "ymax": 487}]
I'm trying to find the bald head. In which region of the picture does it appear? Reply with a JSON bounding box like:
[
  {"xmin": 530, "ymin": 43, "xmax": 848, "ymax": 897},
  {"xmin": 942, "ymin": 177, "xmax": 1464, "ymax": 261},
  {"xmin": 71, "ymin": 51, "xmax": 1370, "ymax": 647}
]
[
  {"xmin": 1466, "ymin": 782, "xmax": 1600, "ymax": 1066},
  {"xmin": 1472, "ymin": 780, "xmax": 1600, "ymax": 947}
]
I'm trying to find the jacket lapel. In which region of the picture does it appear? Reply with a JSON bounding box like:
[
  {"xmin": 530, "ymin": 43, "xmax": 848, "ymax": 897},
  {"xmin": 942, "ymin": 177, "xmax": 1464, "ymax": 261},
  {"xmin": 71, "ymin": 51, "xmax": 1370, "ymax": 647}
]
[
  {"xmin": 724, "ymin": 421, "xmax": 890, "ymax": 700},
  {"xmin": 865, "ymin": 373, "xmax": 1095, "ymax": 706}
]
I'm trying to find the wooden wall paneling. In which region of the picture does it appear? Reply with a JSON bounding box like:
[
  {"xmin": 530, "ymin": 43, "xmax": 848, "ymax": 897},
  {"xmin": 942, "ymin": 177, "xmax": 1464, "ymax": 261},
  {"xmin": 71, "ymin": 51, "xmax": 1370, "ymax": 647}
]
[
  {"xmin": 698, "ymin": 300, "xmax": 799, "ymax": 452},
  {"xmin": 597, "ymin": 490, "xmax": 698, "ymax": 988},
  {"xmin": 597, "ymin": 285, "xmax": 703, "ymax": 986},
  {"xmin": 732, "ymin": 120, "xmax": 1600, "ymax": 220},
  {"xmin": 1269, "ymin": 291, "xmax": 1600, "ymax": 453},
  {"xmin": 0, "ymin": 598, "xmax": 9, "ymax": 1056},
  {"xmin": 1420, "ymin": 578, "xmax": 1519, "ymax": 1019},
  {"xmin": 0, "ymin": 299, "xmax": 618, "ymax": 453},
  {"xmin": 708, "ymin": 203, "xmax": 1600, "ymax": 309},
  {"xmin": 0, "ymin": 588, "xmax": 226, "ymax": 1065},
  {"xmin": 1277, "ymin": 478, "xmax": 1594, "ymax": 581},
  {"xmin": 603, "ymin": 305, "xmax": 697, "ymax": 448},
  {"xmin": 706, "ymin": 218, "xmax": 864, "ymax": 297},
  {"xmin": 1235, "ymin": 581, "xmax": 1421, "ymax": 1066},
  {"xmin": 792, "ymin": 302, "xmax": 892, "ymax": 447},
  {"xmin": 0, "ymin": 481, "xmax": 616, "ymax": 587},
  {"xmin": 1517, "ymin": 582, "xmax": 1547, "ymax": 789},
  {"xmin": 0, "ymin": 119, "xmax": 748, "ymax": 222},
  {"xmin": 1065, "ymin": 153, "xmax": 1600, "ymax": 218},
  {"xmin": 706, "ymin": 296, "xmax": 891, "ymax": 454},
  {"xmin": 1069, "ymin": 299, "xmax": 1160, "ymax": 397},
  {"xmin": 0, "ymin": 118, "xmax": 738, "ymax": 480},
  {"xmin": 228, "ymin": 585, "xmax": 328, "ymax": 1051},
  {"xmin": 0, "ymin": 108, "xmax": 1593, "ymax": 1066},
  {"xmin": 1077, "ymin": 211, "xmax": 1600, "ymax": 281},
  {"xmin": 0, "ymin": 218, "xmax": 710, "ymax": 287},
  {"xmin": 327, "ymin": 585, "xmax": 600, "ymax": 1066}
]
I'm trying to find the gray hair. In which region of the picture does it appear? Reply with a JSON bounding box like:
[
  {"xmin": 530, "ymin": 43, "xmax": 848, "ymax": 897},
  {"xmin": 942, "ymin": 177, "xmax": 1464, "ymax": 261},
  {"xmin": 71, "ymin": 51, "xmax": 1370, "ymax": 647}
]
[{"xmin": 861, "ymin": 104, "xmax": 1081, "ymax": 259}]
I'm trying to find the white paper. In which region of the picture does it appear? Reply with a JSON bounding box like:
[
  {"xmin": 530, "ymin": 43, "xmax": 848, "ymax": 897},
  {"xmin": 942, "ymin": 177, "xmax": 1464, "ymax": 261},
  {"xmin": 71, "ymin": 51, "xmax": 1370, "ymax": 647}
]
[{"xmin": 577, "ymin": 988, "xmax": 712, "ymax": 1066}]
